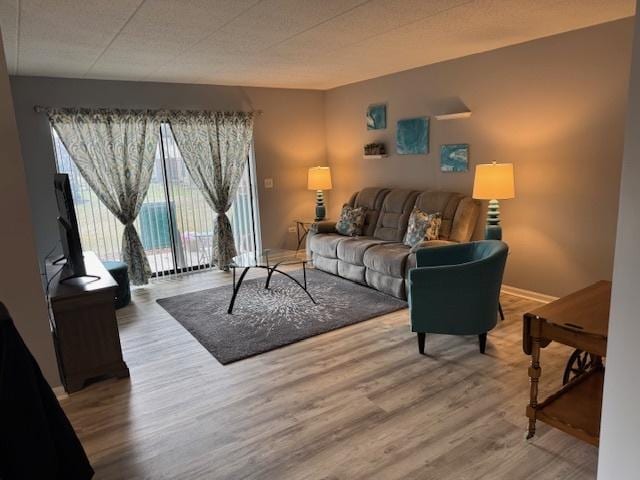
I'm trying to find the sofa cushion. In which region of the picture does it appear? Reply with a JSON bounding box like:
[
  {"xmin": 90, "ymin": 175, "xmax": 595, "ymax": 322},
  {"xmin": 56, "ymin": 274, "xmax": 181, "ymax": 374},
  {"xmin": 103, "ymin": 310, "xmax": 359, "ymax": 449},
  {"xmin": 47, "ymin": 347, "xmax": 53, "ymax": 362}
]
[
  {"xmin": 450, "ymin": 197, "xmax": 481, "ymax": 242},
  {"xmin": 373, "ymin": 189, "xmax": 419, "ymax": 242},
  {"xmin": 347, "ymin": 187, "xmax": 390, "ymax": 237},
  {"xmin": 309, "ymin": 233, "xmax": 344, "ymax": 259},
  {"xmin": 413, "ymin": 191, "xmax": 479, "ymax": 241},
  {"xmin": 335, "ymin": 205, "xmax": 367, "ymax": 236},
  {"xmin": 409, "ymin": 239, "xmax": 455, "ymax": 253},
  {"xmin": 338, "ymin": 260, "xmax": 366, "ymax": 284},
  {"xmin": 365, "ymin": 269, "xmax": 407, "ymax": 299},
  {"xmin": 337, "ymin": 237, "xmax": 388, "ymax": 265},
  {"xmin": 313, "ymin": 255, "xmax": 338, "ymax": 275},
  {"xmin": 363, "ymin": 242, "xmax": 411, "ymax": 278}
]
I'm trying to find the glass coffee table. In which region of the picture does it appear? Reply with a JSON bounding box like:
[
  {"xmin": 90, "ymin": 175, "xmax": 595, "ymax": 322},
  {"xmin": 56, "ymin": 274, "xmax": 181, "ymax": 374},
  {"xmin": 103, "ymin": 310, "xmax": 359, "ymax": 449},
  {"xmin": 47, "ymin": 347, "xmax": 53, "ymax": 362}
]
[{"xmin": 227, "ymin": 249, "xmax": 316, "ymax": 314}]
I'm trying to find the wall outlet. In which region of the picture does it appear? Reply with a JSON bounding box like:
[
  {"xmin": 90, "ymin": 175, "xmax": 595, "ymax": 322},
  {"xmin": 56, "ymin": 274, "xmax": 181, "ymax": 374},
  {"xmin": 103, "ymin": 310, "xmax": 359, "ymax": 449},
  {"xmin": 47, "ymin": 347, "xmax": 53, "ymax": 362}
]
[
  {"xmin": 288, "ymin": 226, "xmax": 296, "ymax": 233},
  {"xmin": 264, "ymin": 178, "xmax": 274, "ymax": 189}
]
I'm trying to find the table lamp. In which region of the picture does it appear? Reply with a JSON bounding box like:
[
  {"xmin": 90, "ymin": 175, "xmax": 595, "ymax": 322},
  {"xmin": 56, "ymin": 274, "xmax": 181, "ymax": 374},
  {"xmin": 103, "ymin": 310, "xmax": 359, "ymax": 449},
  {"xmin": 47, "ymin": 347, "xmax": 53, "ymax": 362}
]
[
  {"xmin": 472, "ymin": 161, "xmax": 515, "ymax": 240},
  {"xmin": 308, "ymin": 166, "xmax": 332, "ymax": 221}
]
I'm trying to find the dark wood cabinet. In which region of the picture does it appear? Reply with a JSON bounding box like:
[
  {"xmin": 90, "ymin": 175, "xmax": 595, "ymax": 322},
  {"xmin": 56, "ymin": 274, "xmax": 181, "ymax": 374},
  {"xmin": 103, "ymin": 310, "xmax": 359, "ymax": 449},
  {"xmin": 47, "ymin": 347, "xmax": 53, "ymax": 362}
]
[{"xmin": 47, "ymin": 251, "xmax": 129, "ymax": 393}]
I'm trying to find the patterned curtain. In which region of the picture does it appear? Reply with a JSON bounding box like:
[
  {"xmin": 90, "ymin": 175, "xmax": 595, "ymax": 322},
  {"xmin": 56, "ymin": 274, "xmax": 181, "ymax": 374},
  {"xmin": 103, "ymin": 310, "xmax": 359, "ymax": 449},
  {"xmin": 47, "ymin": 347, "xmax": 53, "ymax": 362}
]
[
  {"xmin": 169, "ymin": 111, "xmax": 254, "ymax": 269},
  {"xmin": 47, "ymin": 108, "xmax": 161, "ymax": 285}
]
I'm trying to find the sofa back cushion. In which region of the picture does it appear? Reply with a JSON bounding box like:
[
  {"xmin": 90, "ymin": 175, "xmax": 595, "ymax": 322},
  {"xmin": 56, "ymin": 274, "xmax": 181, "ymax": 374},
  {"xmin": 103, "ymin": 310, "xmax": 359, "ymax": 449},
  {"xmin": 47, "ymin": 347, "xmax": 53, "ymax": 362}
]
[
  {"xmin": 372, "ymin": 189, "xmax": 419, "ymax": 241},
  {"xmin": 346, "ymin": 187, "xmax": 389, "ymax": 237},
  {"xmin": 413, "ymin": 191, "xmax": 480, "ymax": 242}
]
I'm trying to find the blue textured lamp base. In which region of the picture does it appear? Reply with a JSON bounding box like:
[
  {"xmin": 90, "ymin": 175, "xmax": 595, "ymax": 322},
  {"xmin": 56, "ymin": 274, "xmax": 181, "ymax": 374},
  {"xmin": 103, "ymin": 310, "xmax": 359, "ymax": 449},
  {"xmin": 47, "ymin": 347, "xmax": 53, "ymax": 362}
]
[
  {"xmin": 485, "ymin": 225, "xmax": 502, "ymax": 240},
  {"xmin": 485, "ymin": 199, "xmax": 502, "ymax": 240},
  {"xmin": 315, "ymin": 190, "xmax": 326, "ymax": 221}
]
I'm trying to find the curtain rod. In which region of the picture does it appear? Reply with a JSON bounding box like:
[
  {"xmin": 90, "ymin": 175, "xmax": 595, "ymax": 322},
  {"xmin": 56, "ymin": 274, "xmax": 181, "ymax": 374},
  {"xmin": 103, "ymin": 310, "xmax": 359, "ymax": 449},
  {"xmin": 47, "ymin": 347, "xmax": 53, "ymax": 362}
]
[{"xmin": 33, "ymin": 105, "xmax": 263, "ymax": 115}]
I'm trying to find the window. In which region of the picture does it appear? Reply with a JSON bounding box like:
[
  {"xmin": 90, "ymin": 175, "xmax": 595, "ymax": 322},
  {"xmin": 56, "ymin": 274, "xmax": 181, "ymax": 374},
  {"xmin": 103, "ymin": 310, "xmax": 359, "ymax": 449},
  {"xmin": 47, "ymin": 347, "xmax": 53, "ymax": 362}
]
[{"xmin": 52, "ymin": 123, "xmax": 261, "ymax": 277}]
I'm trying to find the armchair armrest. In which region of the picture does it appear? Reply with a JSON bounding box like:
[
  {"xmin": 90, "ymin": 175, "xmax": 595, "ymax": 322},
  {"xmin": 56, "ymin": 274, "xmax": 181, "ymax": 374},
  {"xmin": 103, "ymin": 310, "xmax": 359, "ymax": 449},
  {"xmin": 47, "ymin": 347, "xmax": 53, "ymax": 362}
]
[{"xmin": 414, "ymin": 242, "xmax": 474, "ymax": 267}]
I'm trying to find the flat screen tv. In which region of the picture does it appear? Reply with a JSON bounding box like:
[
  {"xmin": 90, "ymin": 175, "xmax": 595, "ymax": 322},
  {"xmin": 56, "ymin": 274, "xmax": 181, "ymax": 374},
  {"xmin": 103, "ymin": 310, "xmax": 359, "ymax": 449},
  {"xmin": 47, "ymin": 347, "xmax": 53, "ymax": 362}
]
[{"xmin": 54, "ymin": 173, "xmax": 87, "ymax": 279}]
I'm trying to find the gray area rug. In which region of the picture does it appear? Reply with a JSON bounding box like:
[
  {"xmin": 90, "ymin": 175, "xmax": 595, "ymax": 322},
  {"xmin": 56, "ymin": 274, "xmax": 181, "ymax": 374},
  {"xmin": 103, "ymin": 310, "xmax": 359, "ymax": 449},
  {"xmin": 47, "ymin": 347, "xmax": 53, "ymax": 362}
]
[{"xmin": 156, "ymin": 268, "xmax": 407, "ymax": 364}]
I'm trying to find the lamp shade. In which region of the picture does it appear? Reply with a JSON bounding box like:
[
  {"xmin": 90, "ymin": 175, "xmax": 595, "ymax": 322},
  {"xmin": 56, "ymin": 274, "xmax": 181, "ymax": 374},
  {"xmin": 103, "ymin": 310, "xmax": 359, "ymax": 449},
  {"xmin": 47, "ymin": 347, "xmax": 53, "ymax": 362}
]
[
  {"xmin": 472, "ymin": 162, "xmax": 515, "ymax": 200},
  {"xmin": 307, "ymin": 166, "xmax": 332, "ymax": 190}
]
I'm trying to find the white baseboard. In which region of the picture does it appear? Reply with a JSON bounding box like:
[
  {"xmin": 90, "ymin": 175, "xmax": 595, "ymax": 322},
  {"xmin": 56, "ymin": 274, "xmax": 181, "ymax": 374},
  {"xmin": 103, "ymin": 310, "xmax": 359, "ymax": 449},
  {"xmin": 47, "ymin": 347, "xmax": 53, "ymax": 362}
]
[
  {"xmin": 52, "ymin": 385, "xmax": 68, "ymax": 400},
  {"xmin": 501, "ymin": 284, "xmax": 558, "ymax": 304}
]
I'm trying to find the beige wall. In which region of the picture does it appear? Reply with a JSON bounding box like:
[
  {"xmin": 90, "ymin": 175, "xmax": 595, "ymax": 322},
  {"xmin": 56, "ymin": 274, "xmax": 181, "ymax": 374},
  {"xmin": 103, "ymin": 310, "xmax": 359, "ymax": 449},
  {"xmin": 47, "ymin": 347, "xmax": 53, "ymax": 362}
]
[
  {"xmin": 599, "ymin": 2, "xmax": 640, "ymax": 476},
  {"xmin": 9, "ymin": 77, "xmax": 327, "ymax": 264},
  {"xmin": 324, "ymin": 19, "xmax": 634, "ymax": 297},
  {"xmin": 0, "ymin": 36, "xmax": 59, "ymax": 384}
]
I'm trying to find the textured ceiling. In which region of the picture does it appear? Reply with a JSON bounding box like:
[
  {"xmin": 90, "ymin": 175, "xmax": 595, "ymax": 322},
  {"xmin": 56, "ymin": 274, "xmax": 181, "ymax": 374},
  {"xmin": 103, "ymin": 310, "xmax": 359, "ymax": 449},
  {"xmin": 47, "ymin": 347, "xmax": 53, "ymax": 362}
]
[{"xmin": 0, "ymin": 0, "xmax": 635, "ymax": 90}]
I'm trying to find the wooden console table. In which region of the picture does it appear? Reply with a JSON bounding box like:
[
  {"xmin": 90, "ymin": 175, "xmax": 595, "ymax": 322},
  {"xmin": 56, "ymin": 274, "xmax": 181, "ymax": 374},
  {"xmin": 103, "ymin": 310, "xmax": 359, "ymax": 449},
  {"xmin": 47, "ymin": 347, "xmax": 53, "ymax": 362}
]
[
  {"xmin": 523, "ymin": 280, "xmax": 610, "ymax": 446},
  {"xmin": 47, "ymin": 251, "xmax": 129, "ymax": 393}
]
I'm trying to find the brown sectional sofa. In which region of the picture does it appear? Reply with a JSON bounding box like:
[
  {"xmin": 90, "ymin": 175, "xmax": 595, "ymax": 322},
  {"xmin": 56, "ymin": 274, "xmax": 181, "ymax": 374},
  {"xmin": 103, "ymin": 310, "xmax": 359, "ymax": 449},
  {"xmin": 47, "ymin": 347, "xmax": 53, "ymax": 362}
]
[{"xmin": 307, "ymin": 187, "xmax": 481, "ymax": 299}]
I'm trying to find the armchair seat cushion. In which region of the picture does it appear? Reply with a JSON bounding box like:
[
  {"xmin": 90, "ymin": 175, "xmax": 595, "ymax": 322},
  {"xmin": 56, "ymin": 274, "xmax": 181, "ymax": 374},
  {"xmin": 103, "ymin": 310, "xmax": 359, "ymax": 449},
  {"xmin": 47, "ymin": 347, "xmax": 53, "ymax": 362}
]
[
  {"xmin": 309, "ymin": 233, "xmax": 344, "ymax": 259},
  {"xmin": 363, "ymin": 243, "xmax": 411, "ymax": 277},
  {"xmin": 337, "ymin": 237, "xmax": 388, "ymax": 265}
]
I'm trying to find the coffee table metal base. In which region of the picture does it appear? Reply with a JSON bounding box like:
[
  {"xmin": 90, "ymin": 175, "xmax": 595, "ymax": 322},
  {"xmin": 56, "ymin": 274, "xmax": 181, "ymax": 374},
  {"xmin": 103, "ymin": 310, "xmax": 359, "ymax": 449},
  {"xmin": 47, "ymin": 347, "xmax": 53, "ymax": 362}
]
[{"xmin": 227, "ymin": 262, "xmax": 316, "ymax": 314}]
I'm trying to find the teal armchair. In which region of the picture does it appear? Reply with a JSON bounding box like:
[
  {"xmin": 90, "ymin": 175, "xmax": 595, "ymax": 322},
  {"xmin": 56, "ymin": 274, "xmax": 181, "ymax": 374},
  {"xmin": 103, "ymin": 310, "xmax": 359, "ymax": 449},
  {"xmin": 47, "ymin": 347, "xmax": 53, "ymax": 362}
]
[{"xmin": 408, "ymin": 240, "xmax": 508, "ymax": 354}]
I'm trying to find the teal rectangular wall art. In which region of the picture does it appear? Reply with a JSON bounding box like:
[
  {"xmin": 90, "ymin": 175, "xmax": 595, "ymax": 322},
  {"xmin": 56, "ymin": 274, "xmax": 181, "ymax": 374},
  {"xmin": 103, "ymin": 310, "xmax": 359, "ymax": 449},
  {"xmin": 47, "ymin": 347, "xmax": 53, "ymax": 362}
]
[
  {"xmin": 440, "ymin": 144, "xmax": 469, "ymax": 172},
  {"xmin": 396, "ymin": 117, "xmax": 429, "ymax": 155},
  {"xmin": 366, "ymin": 104, "xmax": 387, "ymax": 130}
]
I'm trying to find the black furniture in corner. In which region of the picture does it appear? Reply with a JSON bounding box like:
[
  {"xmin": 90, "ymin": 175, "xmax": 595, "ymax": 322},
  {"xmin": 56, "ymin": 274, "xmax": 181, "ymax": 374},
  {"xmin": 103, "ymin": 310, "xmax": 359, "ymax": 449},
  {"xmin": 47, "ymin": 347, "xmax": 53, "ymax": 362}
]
[{"xmin": 0, "ymin": 302, "xmax": 94, "ymax": 479}]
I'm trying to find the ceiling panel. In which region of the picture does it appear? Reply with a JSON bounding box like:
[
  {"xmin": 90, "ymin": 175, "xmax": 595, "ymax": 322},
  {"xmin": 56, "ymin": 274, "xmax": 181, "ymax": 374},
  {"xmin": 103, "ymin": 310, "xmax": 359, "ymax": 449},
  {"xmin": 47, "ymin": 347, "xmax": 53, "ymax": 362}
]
[
  {"xmin": 17, "ymin": 0, "xmax": 142, "ymax": 76},
  {"xmin": 87, "ymin": 0, "xmax": 258, "ymax": 79},
  {"xmin": 289, "ymin": 0, "xmax": 635, "ymax": 88},
  {"xmin": 268, "ymin": 0, "xmax": 473, "ymax": 60},
  {"xmin": 0, "ymin": 0, "xmax": 635, "ymax": 89},
  {"xmin": 185, "ymin": 0, "xmax": 370, "ymax": 56}
]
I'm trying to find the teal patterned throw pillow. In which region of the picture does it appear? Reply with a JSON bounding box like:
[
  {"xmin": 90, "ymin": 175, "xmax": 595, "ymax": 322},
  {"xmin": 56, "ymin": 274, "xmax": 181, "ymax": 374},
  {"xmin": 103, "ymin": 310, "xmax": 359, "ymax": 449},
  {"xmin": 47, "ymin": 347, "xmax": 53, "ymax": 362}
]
[
  {"xmin": 403, "ymin": 207, "xmax": 442, "ymax": 247},
  {"xmin": 336, "ymin": 206, "xmax": 367, "ymax": 236}
]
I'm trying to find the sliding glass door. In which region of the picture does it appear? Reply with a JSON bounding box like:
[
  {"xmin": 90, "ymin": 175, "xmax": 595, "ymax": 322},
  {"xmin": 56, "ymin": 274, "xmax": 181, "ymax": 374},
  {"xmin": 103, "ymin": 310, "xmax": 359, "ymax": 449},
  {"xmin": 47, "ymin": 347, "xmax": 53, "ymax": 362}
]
[{"xmin": 52, "ymin": 124, "xmax": 260, "ymax": 277}]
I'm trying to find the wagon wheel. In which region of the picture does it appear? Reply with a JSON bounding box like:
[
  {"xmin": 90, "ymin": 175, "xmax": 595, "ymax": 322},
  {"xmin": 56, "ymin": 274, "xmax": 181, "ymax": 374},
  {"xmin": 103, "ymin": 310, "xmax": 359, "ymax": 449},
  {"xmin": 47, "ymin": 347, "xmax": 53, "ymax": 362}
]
[{"xmin": 562, "ymin": 349, "xmax": 601, "ymax": 385}]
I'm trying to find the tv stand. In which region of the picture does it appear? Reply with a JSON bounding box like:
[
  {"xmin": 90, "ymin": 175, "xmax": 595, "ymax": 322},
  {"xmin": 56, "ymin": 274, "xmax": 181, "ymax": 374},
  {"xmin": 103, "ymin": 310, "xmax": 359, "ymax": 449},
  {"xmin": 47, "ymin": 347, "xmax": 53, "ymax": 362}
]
[
  {"xmin": 60, "ymin": 273, "xmax": 101, "ymax": 285},
  {"xmin": 47, "ymin": 251, "xmax": 129, "ymax": 393}
]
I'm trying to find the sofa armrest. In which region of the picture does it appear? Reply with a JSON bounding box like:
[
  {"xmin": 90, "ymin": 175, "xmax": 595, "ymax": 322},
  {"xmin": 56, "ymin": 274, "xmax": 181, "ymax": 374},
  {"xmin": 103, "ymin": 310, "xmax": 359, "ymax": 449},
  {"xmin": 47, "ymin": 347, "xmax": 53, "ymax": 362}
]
[
  {"xmin": 306, "ymin": 220, "xmax": 338, "ymax": 258},
  {"xmin": 310, "ymin": 220, "xmax": 337, "ymax": 234}
]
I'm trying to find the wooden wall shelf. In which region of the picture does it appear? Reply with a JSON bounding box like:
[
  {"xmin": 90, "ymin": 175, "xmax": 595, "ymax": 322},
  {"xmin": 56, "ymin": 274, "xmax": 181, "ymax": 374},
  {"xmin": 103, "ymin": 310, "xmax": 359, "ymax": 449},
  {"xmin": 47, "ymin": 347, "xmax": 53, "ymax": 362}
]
[
  {"xmin": 434, "ymin": 111, "xmax": 472, "ymax": 120},
  {"xmin": 363, "ymin": 154, "xmax": 388, "ymax": 159}
]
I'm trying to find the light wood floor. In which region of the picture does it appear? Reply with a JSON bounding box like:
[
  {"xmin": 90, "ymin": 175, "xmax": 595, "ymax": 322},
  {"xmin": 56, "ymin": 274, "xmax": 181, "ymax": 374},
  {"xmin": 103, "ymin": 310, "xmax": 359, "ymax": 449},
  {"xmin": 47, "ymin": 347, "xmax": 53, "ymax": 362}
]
[{"xmin": 59, "ymin": 268, "xmax": 598, "ymax": 479}]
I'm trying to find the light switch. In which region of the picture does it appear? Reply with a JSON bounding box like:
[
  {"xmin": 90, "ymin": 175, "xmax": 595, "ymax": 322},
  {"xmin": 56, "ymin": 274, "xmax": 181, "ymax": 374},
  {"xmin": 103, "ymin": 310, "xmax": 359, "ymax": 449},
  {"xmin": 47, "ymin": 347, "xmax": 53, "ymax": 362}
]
[{"xmin": 264, "ymin": 178, "xmax": 274, "ymax": 189}]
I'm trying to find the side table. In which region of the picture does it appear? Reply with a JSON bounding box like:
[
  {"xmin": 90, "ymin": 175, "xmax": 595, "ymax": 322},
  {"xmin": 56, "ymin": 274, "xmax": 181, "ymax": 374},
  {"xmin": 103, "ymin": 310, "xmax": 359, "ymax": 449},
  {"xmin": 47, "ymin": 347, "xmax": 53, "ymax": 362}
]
[
  {"xmin": 523, "ymin": 280, "xmax": 609, "ymax": 446},
  {"xmin": 294, "ymin": 219, "xmax": 316, "ymax": 251}
]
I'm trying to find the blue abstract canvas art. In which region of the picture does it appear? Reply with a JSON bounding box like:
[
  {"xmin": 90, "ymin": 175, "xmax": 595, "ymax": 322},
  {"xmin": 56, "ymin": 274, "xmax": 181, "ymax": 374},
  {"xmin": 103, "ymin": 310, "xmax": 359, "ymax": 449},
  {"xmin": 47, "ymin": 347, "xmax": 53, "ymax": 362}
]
[
  {"xmin": 440, "ymin": 144, "xmax": 469, "ymax": 172},
  {"xmin": 396, "ymin": 117, "xmax": 429, "ymax": 155},
  {"xmin": 366, "ymin": 104, "xmax": 387, "ymax": 130}
]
